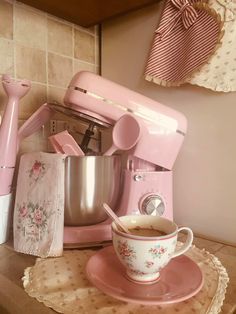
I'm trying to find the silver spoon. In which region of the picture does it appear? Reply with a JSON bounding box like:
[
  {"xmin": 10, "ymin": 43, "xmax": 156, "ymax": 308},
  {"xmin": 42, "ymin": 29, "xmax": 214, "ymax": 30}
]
[{"xmin": 102, "ymin": 203, "xmax": 131, "ymax": 234}]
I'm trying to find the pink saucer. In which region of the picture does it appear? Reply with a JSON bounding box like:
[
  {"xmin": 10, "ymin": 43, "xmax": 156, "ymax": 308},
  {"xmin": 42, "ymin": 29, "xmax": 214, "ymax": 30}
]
[{"xmin": 86, "ymin": 246, "xmax": 204, "ymax": 305}]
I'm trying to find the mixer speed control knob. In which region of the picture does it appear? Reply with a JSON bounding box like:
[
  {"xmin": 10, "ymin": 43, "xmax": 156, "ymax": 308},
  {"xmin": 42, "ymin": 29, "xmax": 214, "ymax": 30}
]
[{"xmin": 140, "ymin": 195, "xmax": 165, "ymax": 216}]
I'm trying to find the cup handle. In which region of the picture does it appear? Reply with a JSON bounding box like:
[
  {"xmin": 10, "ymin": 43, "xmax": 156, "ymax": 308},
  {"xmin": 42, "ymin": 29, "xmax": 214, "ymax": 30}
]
[{"xmin": 171, "ymin": 227, "xmax": 193, "ymax": 258}]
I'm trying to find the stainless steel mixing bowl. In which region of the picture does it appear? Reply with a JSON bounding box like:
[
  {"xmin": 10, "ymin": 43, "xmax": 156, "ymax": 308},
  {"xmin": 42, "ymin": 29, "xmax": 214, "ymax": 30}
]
[{"xmin": 64, "ymin": 155, "xmax": 122, "ymax": 226}]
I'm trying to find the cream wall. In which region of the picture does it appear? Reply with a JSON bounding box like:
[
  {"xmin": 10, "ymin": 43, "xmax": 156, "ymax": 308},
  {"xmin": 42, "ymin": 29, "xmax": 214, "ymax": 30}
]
[
  {"xmin": 101, "ymin": 2, "xmax": 236, "ymax": 245},
  {"xmin": 0, "ymin": 0, "xmax": 100, "ymax": 153}
]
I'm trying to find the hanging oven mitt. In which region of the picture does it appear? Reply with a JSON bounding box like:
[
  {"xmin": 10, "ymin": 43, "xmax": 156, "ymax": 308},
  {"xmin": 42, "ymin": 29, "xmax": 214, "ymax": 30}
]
[
  {"xmin": 185, "ymin": 0, "xmax": 236, "ymax": 92},
  {"xmin": 145, "ymin": 0, "xmax": 224, "ymax": 86},
  {"xmin": 13, "ymin": 152, "xmax": 65, "ymax": 258}
]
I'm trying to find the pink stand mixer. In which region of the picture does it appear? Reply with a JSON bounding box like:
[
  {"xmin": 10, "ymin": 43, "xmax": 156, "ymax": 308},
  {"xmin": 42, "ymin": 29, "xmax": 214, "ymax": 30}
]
[
  {"xmin": 0, "ymin": 75, "xmax": 31, "ymax": 243},
  {"xmin": 17, "ymin": 71, "xmax": 187, "ymax": 248},
  {"xmin": 62, "ymin": 72, "xmax": 187, "ymax": 247}
]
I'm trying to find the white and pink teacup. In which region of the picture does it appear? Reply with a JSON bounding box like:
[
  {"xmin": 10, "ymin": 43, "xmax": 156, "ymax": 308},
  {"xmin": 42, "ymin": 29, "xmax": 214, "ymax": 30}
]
[{"xmin": 112, "ymin": 215, "xmax": 193, "ymax": 284}]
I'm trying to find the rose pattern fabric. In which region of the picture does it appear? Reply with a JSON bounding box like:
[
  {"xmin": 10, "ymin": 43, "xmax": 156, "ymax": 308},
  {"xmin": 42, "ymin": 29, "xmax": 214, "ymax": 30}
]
[
  {"xmin": 16, "ymin": 201, "xmax": 51, "ymax": 242},
  {"xmin": 28, "ymin": 160, "xmax": 46, "ymax": 184},
  {"xmin": 13, "ymin": 152, "xmax": 65, "ymax": 257}
]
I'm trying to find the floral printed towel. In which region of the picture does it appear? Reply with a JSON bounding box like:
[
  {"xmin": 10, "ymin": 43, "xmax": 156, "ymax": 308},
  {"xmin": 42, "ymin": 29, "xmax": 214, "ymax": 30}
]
[{"xmin": 13, "ymin": 152, "xmax": 66, "ymax": 257}]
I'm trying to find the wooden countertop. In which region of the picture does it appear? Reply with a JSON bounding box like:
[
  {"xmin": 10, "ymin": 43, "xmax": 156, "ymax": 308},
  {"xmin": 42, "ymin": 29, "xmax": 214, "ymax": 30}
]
[{"xmin": 0, "ymin": 237, "xmax": 235, "ymax": 314}]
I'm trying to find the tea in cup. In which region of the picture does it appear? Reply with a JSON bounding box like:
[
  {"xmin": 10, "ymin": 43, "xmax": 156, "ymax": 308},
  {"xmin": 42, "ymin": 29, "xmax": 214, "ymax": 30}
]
[{"xmin": 112, "ymin": 215, "xmax": 193, "ymax": 284}]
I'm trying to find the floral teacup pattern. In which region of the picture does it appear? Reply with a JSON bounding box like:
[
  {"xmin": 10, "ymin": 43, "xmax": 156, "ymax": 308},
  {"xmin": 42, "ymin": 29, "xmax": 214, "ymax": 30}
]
[
  {"xmin": 116, "ymin": 239, "xmax": 168, "ymax": 275},
  {"xmin": 112, "ymin": 215, "xmax": 193, "ymax": 284},
  {"xmin": 117, "ymin": 240, "xmax": 136, "ymax": 261},
  {"xmin": 149, "ymin": 245, "xmax": 167, "ymax": 259}
]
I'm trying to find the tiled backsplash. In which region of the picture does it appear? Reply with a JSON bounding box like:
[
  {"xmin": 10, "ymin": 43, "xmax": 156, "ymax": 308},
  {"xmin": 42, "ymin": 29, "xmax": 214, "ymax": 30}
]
[{"xmin": 0, "ymin": 0, "xmax": 100, "ymax": 153}]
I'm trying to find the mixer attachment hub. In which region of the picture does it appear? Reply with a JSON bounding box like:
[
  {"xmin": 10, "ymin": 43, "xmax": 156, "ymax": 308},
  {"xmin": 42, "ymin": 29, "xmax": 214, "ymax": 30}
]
[{"xmin": 140, "ymin": 195, "xmax": 165, "ymax": 216}]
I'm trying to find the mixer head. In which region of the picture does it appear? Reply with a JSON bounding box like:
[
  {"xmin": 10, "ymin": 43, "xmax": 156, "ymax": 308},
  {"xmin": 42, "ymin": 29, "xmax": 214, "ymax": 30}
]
[{"xmin": 62, "ymin": 71, "xmax": 187, "ymax": 169}]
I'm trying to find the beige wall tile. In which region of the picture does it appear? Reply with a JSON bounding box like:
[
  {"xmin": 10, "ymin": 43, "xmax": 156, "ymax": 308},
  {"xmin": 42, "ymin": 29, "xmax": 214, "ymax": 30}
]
[
  {"xmin": 88, "ymin": 26, "xmax": 96, "ymax": 34},
  {"xmin": 74, "ymin": 29, "xmax": 95, "ymax": 63},
  {"xmin": 15, "ymin": 45, "xmax": 46, "ymax": 83},
  {"xmin": 47, "ymin": 85, "xmax": 66, "ymax": 104},
  {"xmin": 75, "ymin": 25, "xmax": 95, "ymax": 35},
  {"xmin": 0, "ymin": 1, "xmax": 13, "ymax": 39},
  {"xmin": 0, "ymin": 84, "xmax": 8, "ymax": 113},
  {"xmin": 46, "ymin": 12, "xmax": 73, "ymax": 27},
  {"xmin": 0, "ymin": 39, "xmax": 13, "ymax": 75},
  {"xmin": 95, "ymin": 35, "xmax": 100, "ymax": 65},
  {"xmin": 19, "ymin": 82, "xmax": 47, "ymax": 119},
  {"xmin": 48, "ymin": 52, "xmax": 72, "ymax": 87},
  {"xmin": 18, "ymin": 136, "xmax": 48, "ymax": 156},
  {"xmin": 14, "ymin": 5, "xmax": 47, "ymax": 50},
  {"xmin": 47, "ymin": 18, "xmax": 73, "ymax": 56},
  {"xmin": 14, "ymin": 1, "xmax": 44, "ymax": 14},
  {"xmin": 47, "ymin": 86, "xmax": 71, "ymax": 120},
  {"xmin": 73, "ymin": 60, "xmax": 96, "ymax": 75}
]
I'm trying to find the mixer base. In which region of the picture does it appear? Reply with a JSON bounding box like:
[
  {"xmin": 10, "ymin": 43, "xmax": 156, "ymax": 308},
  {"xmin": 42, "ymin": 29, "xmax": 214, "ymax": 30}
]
[
  {"xmin": 63, "ymin": 240, "xmax": 112, "ymax": 249},
  {"xmin": 63, "ymin": 219, "xmax": 113, "ymax": 248}
]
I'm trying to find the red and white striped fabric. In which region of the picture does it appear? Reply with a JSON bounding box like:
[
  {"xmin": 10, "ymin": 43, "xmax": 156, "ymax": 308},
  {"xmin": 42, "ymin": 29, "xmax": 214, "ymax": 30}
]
[{"xmin": 145, "ymin": 0, "xmax": 223, "ymax": 86}]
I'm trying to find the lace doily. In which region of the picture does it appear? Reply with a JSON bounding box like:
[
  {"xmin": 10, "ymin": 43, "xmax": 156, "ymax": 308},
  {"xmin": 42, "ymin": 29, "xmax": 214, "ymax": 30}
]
[{"xmin": 22, "ymin": 244, "xmax": 229, "ymax": 314}]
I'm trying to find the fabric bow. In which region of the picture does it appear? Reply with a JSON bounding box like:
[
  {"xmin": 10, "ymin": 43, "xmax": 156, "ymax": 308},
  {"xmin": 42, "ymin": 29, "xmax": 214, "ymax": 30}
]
[{"xmin": 156, "ymin": 0, "xmax": 198, "ymax": 39}]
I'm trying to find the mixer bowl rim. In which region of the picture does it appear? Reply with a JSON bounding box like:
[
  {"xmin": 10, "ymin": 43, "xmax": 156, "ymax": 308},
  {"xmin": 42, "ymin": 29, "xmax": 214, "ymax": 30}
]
[{"xmin": 65, "ymin": 155, "xmax": 121, "ymax": 160}]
